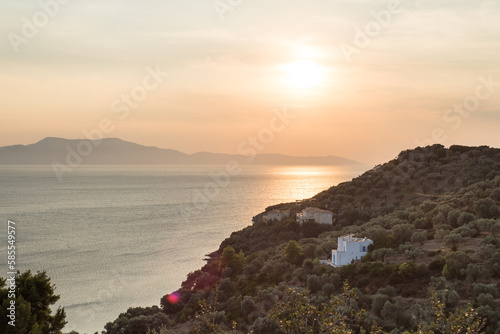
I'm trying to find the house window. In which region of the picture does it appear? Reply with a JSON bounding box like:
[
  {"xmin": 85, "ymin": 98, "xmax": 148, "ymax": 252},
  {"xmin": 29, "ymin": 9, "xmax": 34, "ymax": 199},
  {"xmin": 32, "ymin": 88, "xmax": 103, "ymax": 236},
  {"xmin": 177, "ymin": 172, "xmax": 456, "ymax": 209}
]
[{"xmin": 362, "ymin": 246, "xmax": 366, "ymax": 252}]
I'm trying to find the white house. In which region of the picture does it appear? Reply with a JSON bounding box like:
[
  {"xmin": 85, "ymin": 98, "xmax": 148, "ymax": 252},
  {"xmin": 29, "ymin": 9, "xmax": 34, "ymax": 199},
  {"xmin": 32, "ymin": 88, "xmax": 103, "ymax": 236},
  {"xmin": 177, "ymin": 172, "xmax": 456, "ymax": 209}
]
[
  {"xmin": 331, "ymin": 234, "xmax": 373, "ymax": 267},
  {"xmin": 296, "ymin": 207, "xmax": 333, "ymax": 224},
  {"xmin": 264, "ymin": 209, "xmax": 290, "ymax": 222}
]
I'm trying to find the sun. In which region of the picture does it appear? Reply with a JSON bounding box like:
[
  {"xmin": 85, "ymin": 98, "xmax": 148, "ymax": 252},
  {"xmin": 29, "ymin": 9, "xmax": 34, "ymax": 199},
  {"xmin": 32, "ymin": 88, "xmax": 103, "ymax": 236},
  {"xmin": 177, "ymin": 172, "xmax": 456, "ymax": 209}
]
[{"xmin": 282, "ymin": 60, "xmax": 327, "ymax": 89}]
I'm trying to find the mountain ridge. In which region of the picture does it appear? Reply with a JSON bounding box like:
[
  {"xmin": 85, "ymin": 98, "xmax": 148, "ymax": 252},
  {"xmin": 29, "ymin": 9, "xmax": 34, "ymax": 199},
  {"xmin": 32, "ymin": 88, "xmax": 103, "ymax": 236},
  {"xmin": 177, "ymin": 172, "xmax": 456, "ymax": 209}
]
[
  {"xmin": 100, "ymin": 144, "xmax": 500, "ymax": 334},
  {"xmin": 0, "ymin": 137, "xmax": 363, "ymax": 166}
]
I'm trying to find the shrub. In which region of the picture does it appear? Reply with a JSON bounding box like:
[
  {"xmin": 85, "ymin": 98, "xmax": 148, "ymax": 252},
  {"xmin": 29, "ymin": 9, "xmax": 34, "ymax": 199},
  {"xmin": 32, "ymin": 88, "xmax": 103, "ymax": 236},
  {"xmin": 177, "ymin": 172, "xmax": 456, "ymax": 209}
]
[
  {"xmin": 241, "ymin": 296, "xmax": 256, "ymax": 315},
  {"xmin": 391, "ymin": 224, "xmax": 415, "ymax": 244},
  {"xmin": 400, "ymin": 242, "xmax": 425, "ymax": 260},
  {"xmin": 307, "ymin": 275, "xmax": 322, "ymax": 293},
  {"xmin": 475, "ymin": 219, "xmax": 498, "ymax": 233},
  {"xmin": 472, "ymin": 283, "xmax": 497, "ymax": 299},
  {"xmin": 377, "ymin": 285, "xmax": 396, "ymax": 298},
  {"xmin": 457, "ymin": 212, "xmax": 475, "ymax": 226},
  {"xmin": 444, "ymin": 233, "xmax": 463, "ymax": 251},
  {"xmin": 443, "ymin": 251, "xmax": 471, "ymax": 279},
  {"xmin": 371, "ymin": 294, "xmax": 388, "ymax": 316},
  {"xmin": 428, "ymin": 257, "xmax": 446, "ymax": 273},
  {"xmin": 411, "ymin": 231, "xmax": 427, "ymax": 245},
  {"xmin": 476, "ymin": 293, "xmax": 496, "ymax": 308},
  {"xmin": 322, "ymin": 283, "xmax": 335, "ymax": 296},
  {"xmin": 452, "ymin": 225, "xmax": 478, "ymax": 238},
  {"xmin": 392, "ymin": 262, "xmax": 426, "ymax": 283},
  {"xmin": 473, "ymin": 198, "xmax": 496, "ymax": 218},
  {"xmin": 466, "ymin": 263, "xmax": 490, "ymax": 284},
  {"xmin": 249, "ymin": 317, "xmax": 281, "ymax": 334},
  {"xmin": 435, "ymin": 288, "xmax": 460, "ymax": 309}
]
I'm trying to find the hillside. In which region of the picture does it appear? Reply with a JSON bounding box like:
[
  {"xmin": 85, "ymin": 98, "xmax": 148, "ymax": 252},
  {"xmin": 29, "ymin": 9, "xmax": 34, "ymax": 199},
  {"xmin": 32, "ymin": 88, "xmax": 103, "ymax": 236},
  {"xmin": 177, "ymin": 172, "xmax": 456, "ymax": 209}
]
[
  {"xmin": 0, "ymin": 137, "xmax": 361, "ymax": 166},
  {"xmin": 101, "ymin": 144, "xmax": 500, "ymax": 334}
]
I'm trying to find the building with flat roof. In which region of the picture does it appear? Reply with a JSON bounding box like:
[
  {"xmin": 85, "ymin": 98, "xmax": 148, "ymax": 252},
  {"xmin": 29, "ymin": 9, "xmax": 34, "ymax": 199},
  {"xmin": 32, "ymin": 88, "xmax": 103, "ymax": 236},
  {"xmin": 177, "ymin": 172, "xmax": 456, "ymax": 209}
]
[{"xmin": 331, "ymin": 234, "xmax": 373, "ymax": 267}]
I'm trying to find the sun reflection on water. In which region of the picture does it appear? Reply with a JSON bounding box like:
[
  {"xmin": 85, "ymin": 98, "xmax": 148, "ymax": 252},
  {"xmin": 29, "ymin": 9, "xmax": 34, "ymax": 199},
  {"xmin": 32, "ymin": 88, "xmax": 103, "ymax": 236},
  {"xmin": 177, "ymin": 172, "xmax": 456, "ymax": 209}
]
[{"xmin": 262, "ymin": 165, "xmax": 367, "ymax": 203}]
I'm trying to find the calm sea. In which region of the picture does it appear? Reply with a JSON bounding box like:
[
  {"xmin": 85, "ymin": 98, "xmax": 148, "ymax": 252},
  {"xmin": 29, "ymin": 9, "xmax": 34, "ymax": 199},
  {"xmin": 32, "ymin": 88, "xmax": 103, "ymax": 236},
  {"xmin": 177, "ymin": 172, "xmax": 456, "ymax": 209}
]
[{"xmin": 0, "ymin": 165, "xmax": 366, "ymax": 333}]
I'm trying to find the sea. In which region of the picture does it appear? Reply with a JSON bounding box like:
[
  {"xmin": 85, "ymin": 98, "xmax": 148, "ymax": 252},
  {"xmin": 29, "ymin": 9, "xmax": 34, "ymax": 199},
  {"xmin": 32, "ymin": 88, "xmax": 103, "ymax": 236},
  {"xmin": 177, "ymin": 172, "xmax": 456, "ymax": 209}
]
[{"xmin": 0, "ymin": 164, "xmax": 367, "ymax": 333}]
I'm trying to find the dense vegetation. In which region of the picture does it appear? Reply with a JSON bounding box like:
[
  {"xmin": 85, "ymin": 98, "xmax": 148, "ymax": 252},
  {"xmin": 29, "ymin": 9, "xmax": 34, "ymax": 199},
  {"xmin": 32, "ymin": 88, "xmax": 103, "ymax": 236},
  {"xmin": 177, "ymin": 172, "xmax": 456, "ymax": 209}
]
[
  {"xmin": 101, "ymin": 145, "xmax": 500, "ymax": 334},
  {"xmin": 58, "ymin": 145, "xmax": 500, "ymax": 333},
  {"xmin": 0, "ymin": 270, "xmax": 67, "ymax": 334}
]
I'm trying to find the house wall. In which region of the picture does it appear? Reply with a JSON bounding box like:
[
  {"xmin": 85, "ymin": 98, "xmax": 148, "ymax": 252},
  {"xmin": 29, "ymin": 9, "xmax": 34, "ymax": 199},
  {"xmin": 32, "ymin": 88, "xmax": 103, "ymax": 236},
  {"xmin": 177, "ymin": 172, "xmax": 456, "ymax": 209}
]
[
  {"xmin": 313, "ymin": 212, "xmax": 333, "ymax": 224},
  {"xmin": 305, "ymin": 211, "xmax": 315, "ymax": 219},
  {"xmin": 270, "ymin": 213, "xmax": 282, "ymax": 220},
  {"xmin": 298, "ymin": 208, "xmax": 333, "ymax": 224},
  {"xmin": 332, "ymin": 236, "xmax": 373, "ymax": 266},
  {"xmin": 266, "ymin": 210, "xmax": 290, "ymax": 222}
]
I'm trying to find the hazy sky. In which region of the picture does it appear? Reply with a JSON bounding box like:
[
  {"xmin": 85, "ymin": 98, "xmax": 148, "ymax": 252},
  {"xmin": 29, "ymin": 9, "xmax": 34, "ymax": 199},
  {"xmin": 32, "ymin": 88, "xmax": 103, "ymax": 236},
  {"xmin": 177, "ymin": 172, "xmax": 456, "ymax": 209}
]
[{"xmin": 1, "ymin": 0, "xmax": 499, "ymax": 163}]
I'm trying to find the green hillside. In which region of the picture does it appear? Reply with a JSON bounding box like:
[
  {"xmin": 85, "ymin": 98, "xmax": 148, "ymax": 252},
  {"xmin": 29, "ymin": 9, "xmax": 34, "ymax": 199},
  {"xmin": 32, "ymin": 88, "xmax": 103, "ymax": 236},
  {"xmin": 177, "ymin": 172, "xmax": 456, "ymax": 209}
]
[{"xmin": 102, "ymin": 144, "xmax": 500, "ymax": 334}]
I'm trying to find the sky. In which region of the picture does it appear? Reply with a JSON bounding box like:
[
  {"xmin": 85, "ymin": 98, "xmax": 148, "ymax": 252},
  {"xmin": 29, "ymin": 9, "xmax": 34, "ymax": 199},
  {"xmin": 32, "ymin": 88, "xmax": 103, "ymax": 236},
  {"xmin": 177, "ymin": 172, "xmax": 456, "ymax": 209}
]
[{"xmin": 1, "ymin": 0, "xmax": 499, "ymax": 164}]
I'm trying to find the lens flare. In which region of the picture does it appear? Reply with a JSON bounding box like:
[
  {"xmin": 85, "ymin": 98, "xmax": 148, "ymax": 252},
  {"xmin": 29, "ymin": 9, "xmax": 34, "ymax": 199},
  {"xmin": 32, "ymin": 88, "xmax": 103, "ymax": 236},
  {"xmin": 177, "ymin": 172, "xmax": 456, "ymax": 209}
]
[{"xmin": 167, "ymin": 292, "xmax": 180, "ymax": 304}]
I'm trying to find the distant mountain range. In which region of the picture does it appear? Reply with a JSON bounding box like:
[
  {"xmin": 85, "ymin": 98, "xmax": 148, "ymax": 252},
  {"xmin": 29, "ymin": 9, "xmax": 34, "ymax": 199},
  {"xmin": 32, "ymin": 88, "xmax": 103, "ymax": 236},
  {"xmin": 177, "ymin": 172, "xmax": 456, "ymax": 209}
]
[{"xmin": 0, "ymin": 137, "xmax": 362, "ymax": 166}]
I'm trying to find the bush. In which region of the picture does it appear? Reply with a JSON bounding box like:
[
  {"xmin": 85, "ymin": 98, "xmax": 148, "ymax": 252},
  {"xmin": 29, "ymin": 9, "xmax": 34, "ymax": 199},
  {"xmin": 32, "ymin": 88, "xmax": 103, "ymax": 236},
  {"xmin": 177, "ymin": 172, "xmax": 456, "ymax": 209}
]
[
  {"xmin": 452, "ymin": 225, "xmax": 478, "ymax": 238},
  {"xmin": 444, "ymin": 233, "xmax": 463, "ymax": 251},
  {"xmin": 476, "ymin": 293, "xmax": 496, "ymax": 308},
  {"xmin": 372, "ymin": 248, "xmax": 395, "ymax": 262},
  {"xmin": 457, "ymin": 212, "xmax": 475, "ymax": 226},
  {"xmin": 473, "ymin": 198, "xmax": 497, "ymax": 218},
  {"xmin": 391, "ymin": 224, "xmax": 415, "ymax": 244},
  {"xmin": 371, "ymin": 294, "xmax": 388, "ymax": 316},
  {"xmin": 391, "ymin": 262, "xmax": 426, "ymax": 283},
  {"xmin": 411, "ymin": 231, "xmax": 427, "ymax": 245},
  {"xmin": 249, "ymin": 317, "xmax": 281, "ymax": 334},
  {"xmin": 377, "ymin": 285, "xmax": 396, "ymax": 298},
  {"xmin": 307, "ymin": 275, "xmax": 322, "ymax": 293},
  {"xmin": 322, "ymin": 283, "xmax": 335, "ymax": 296},
  {"xmin": 428, "ymin": 257, "xmax": 446, "ymax": 272},
  {"xmin": 472, "ymin": 283, "xmax": 497, "ymax": 299},
  {"xmin": 426, "ymin": 250, "xmax": 442, "ymax": 257},
  {"xmin": 241, "ymin": 296, "xmax": 256, "ymax": 315},
  {"xmin": 466, "ymin": 263, "xmax": 490, "ymax": 284},
  {"xmin": 443, "ymin": 251, "xmax": 471, "ymax": 279},
  {"xmin": 475, "ymin": 219, "xmax": 498, "ymax": 233},
  {"xmin": 436, "ymin": 288, "xmax": 460, "ymax": 309},
  {"xmin": 434, "ymin": 229, "xmax": 451, "ymax": 240},
  {"xmin": 399, "ymin": 242, "xmax": 424, "ymax": 260}
]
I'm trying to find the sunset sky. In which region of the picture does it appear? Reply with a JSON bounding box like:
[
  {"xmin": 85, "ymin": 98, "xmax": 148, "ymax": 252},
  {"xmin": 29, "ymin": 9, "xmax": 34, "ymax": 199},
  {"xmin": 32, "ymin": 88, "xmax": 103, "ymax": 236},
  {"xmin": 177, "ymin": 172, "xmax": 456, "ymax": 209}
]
[{"xmin": 1, "ymin": 0, "xmax": 499, "ymax": 164}]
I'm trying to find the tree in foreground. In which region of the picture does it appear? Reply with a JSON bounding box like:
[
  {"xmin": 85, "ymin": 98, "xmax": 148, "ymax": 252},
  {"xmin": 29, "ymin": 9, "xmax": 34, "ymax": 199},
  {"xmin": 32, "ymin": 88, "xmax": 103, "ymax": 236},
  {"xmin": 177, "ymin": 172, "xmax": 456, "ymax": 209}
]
[
  {"xmin": 266, "ymin": 283, "xmax": 487, "ymax": 334},
  {"xmin": 269, "ymin": 281, "xmax": 364, "ymax": 334},
  {"xmin": 190, "ymin": 298, "xmax": 238, "ymax": 334},
  {"xmin": 416, "ymin": 289, "xmax": 486, "ymax": 334},
  {"xmin": 0, "ymin": 270, "xmax": 67, "ymax": 334}
]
